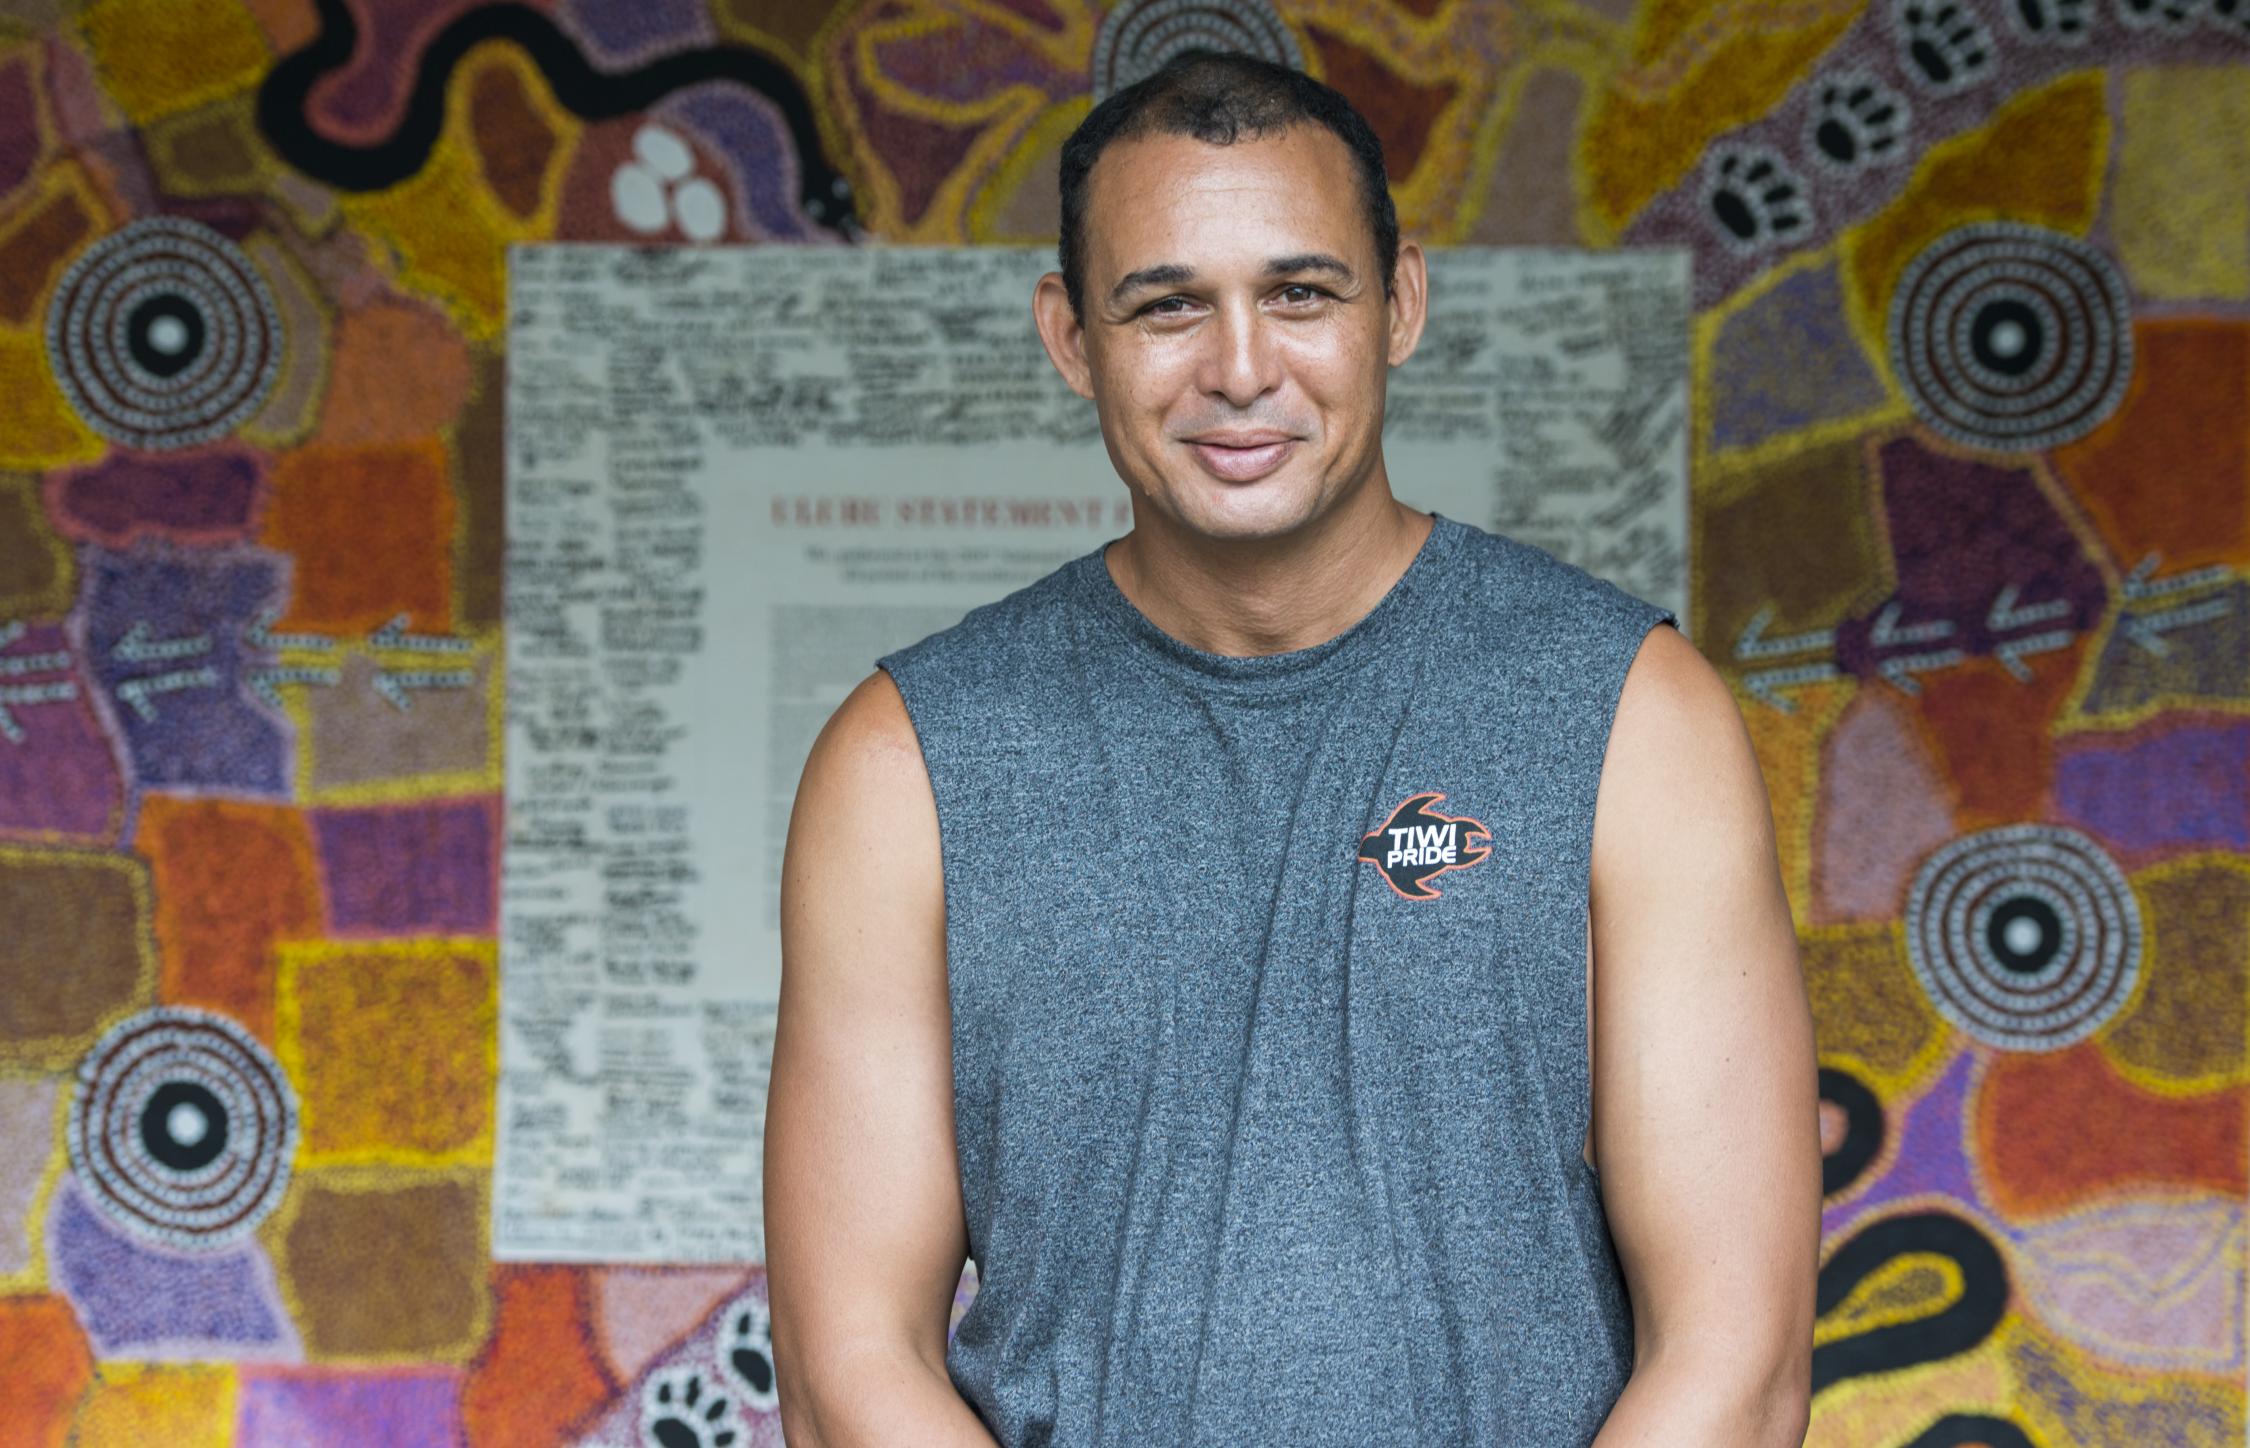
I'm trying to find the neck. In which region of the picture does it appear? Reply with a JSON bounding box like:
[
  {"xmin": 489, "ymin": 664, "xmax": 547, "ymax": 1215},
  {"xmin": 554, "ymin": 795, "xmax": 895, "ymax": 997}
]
[{"xmin": 1104, "ymin": 473, "xmax": 1433, "ymax": 658}]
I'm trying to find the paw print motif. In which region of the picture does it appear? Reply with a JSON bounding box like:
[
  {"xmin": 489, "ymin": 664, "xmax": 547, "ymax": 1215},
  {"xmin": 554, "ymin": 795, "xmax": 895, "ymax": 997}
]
[
  {"xmin": 2210, "ymin": 0, "xmax": 2250, "ymax": 33},
  {"xmin": 640, "ymin": 1366, "xmax": 742, "ymax": 1448},
  {"xmin": 611, "ymin": 123, "xmax": 729, "ymax": 244},
  {"xmin": 2115, "ymin": 0, "xmax": 2204, "ymax": 27},
  {"xmin": 1805, "ymin": 71, "xmax": 1911, "ymax": 171},
  {"xmin": 714, "ymin": 1291, "xmax": 780, "ymax": 1413},
  {"xmin": 1703, "ymin": 145, "xmax": 1813, "ymax": 253},
  {"xmin": 1898, "ymin": 0, "xmax": 1995, "ymax": 91},
  {"xmin": 2006, "ymin": 0, "xmax": 2094, "ymax": 41}
]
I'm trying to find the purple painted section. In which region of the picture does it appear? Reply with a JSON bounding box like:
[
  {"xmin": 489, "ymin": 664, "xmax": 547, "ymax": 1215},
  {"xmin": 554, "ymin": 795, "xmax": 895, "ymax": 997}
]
[
  {"xmin": 2053, "ymin": 717, "xmax": 2250, "ymax": 866},
  {"xmin": 238, "ymin": 1368, "xmax": 464, "ymax": 1448},
  {"xmin": 0, "ymin": 619, "xmax": 125, "ymax": 840},
  {"xmin": 1822, "ymin": 1045, "xmax": 1981, "ymax": 1241},
  {"xmin": 661, "ymin": 84, "xmax": 813, "ymax": 242},
  {"xmin": 312, "ymin": 795, "xmax": 500, "ymax": 934},
  {"xmin": 0, "ymin": 53, "xmax": 38, "ymax": 201},
  {"xmin": 47, "ymin": 1175, "xmax": 299, "ymax": 1359},
  {"xmin": 1708, "ymin": 263, "xmax": 1889, "ymax": 451},
  {"xmin": 875, "ymin": 10, "xmax": 1077, "ymax": 103},
  {"xmin": 1832, "ymin": 437, "xmax": 2107, "ymax": 682},
  {"xmin": 310, "ymin": 0, "xmax": 485, "ymax": 136},
  {"xmin": 46, "ymin": 447, "xmax": 265, "ymax": 546},
  {"xmin": 2079, "ymin": 581, "xmax": 2250, "ymax": 715},
  {"xmin": 77, "ymin": 543, "xmax": 292, "ymax": 796},
  {"xmin": 560, "ymin": 0, "xmax": 713, "ymax": 65}
]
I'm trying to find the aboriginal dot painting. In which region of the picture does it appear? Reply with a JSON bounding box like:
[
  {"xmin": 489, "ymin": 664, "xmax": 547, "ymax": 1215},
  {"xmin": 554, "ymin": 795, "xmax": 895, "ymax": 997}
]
[{"xmin": 0, "ymin": 0, "xmax": 2243, "ymax": 1443}]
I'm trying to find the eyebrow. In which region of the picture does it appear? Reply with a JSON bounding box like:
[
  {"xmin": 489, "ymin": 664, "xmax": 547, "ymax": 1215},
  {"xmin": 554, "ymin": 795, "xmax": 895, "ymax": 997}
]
[
  {"xmin": 1262, "ymin": 252, "xmax": 1356, "ymax": 284},
  {"xmin": 1107, "ymin": 263, "xmax": 1195, "ymax": 307},
  {"xmin": 1105, "ymin": 253, "xmax": 1359, "ymax": 308}
]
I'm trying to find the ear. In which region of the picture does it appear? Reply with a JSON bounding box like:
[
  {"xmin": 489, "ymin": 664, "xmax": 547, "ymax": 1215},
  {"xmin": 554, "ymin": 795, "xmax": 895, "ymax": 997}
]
[
  {"xmin": 1384, "ymin": 239, "xmax": 1429, "ymax": 369},
  {"xmin": 1032, "ymin": 271, "xmax": 1096, "ymax": 400}
]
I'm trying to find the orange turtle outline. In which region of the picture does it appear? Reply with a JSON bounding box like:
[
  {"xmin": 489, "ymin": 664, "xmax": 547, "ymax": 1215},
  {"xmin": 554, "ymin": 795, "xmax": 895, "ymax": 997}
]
[{"xmin": 1356, "ymin": 791, "xmax": 1493, "ymax": 901}]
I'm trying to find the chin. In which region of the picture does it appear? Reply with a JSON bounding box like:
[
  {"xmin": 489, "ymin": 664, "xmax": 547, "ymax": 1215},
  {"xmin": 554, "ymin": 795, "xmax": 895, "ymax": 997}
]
[{"xmin": 1162, "ymin": 480, "xmax": 1327, "ymax": 543}]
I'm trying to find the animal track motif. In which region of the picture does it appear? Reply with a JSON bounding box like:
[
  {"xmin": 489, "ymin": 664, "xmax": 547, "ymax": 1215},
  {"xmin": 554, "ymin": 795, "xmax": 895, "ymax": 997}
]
[
  {"xmin": 2006, "ymin": 0, "xmax": 2094, "ymax": 41},
  {"xmin": 1898, "ymin": 0, "xmax": 1995, "ymax": 90},
  {"xmin": 1806, "ymin": 72, "xmax": 1911, "ymax": 171},
  {"xmin": 1702, "ymin": 145, "xmax": 1813, "ymax": 253},
  {"xmin": 640, "ymin": 1366, "xmax": 742, "ymax": 1448},
  {"xmin": 715, "ymin": 1291, "xmax": 780, "ymax": 1414},
  {"xmin": 2115, "ymin": 0, "xmax": 2204, "ymax": 27}
]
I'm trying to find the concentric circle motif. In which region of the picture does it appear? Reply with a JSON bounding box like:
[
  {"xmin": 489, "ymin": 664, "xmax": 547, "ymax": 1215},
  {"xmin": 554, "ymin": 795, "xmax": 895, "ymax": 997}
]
[
  {"xmin": 44, "ymin": 216, "xmax": 282, "ymax": 451},
  {"xmin": 1090, "ymin": 0, "xmax": 1304, "ymax": 101},
  {"xmin": 1886, "ymin": 221, "xmax": 2133, "ymax": 452},
  {"xmin": 1904, "ymin": 823, "xmax": 2142, "ymax": 1052},
  {"xmin": 66, "ymin": 1006, "xmax": 298, "ymax": 1250}
]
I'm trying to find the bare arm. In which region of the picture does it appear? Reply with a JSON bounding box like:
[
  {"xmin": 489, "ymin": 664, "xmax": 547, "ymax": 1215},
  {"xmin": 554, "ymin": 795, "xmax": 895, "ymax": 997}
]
[
  {"xmin": 1586, "ymin": 624, "xmax": 1821, "ymax": 1448},
  {"xmin": 763, "ymin": 670, "xmax": 999, "ymax": 1447}
]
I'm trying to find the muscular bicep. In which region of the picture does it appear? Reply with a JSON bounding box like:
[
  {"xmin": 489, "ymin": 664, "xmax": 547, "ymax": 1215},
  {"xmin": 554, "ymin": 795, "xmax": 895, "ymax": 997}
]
[
  {"xmin": 765, "ymin": 669, "xmax": 966, "ymax": 1385},
  {"xmin": 1586, "ymin": 623, "xmax": 1820, "ymax": 1377}
]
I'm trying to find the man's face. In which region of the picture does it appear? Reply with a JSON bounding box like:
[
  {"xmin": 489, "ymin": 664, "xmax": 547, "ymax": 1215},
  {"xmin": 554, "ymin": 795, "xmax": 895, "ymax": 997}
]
[{"xmin": 1035, "ymin": 124, "xmax": 1423, "ymax": 544}]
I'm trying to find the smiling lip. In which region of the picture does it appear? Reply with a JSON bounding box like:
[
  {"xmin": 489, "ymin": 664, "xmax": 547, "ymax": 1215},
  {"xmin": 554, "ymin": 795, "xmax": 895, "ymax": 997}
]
[{"xmin": 1185, "ymin": 432, "xmax": 1297, "ymax": 483}]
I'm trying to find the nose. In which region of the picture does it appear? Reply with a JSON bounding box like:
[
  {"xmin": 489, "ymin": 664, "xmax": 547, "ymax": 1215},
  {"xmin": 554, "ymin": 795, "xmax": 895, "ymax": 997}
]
[{"xmin": 1194, "ymin": 298, "xmax": 1281, "ymax": 409}]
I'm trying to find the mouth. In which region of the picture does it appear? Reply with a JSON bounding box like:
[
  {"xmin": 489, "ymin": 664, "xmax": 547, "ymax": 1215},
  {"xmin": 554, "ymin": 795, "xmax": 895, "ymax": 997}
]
[{"xmin": 1183, "ymin": 433, "xmax": 1298, "ymax": 483}]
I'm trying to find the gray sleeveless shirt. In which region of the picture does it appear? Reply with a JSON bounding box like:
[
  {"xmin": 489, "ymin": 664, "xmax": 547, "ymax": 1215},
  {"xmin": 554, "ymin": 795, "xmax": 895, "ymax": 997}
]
[{"xmin": 877, "ymin": 513, "xmax": 1678, "ymax": 1446}]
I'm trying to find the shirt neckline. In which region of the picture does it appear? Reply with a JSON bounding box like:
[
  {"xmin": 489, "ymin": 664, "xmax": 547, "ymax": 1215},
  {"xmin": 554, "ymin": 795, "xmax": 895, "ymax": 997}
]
[{"xmin": 1067, "ymin": 512, "xmax": 1464, "ymax": 695}]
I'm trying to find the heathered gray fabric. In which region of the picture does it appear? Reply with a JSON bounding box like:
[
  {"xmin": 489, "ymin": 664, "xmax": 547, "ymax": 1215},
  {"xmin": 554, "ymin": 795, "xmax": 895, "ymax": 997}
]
[{"xmin": 877, "ymin": 513, "xmax": 1679, "ymax": 1446}]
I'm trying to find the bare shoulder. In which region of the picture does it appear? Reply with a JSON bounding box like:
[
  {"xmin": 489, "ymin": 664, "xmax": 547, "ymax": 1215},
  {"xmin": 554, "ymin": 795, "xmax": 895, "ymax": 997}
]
[
  {"xmin": 1612, "ymin": 620, "xmax": 1744, "ymax": 756},
  {"xmin": 797, "ymin": 668, "xmax": 930, "ymax": 803},
  {"xmin": 779, "ymin": 667, "xmax": 944, "ymax": 992},
  {"xmin": 782, "ymin": 668, "xmax": 941, "ymax": 944},
  {"xmin": 1594, "ymin": 621, "xmax": 1772, "ymax": 865}
]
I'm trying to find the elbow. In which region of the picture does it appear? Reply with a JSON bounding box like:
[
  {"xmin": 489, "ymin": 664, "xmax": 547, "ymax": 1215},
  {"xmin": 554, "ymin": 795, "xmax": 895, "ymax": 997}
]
[
  {"xmin": 776, "ymin": 1404, "xmax": 825, "ymax": 1448},
  {"xmin": 769, "ymin": 1317, "xmax": 827, "ymax": 1448},
  {"xmin": 1628, "ymin": 1328, "xmax": 1811, "ymax": 1447},
  {"xmin": 1701, "ymin": 1350, "xmax": 1810, "ymax": 1448},
  {"xmin": 764, "ymin": 1308, "xmax": 981, "ymax": 1448},
  {"xmin": 1755, "ymin": 1340, "xmax": 1812, "ymax": 1448},
  {"xmin": 1764, "ymin": 1383, "xmax": 1811, "ymax": 1448}
]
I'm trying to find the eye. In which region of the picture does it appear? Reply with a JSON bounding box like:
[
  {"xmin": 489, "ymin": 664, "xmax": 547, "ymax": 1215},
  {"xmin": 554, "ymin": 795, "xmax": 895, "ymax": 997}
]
[
  {"xmin": 1144, "ymin": 296, "xmax": 1190, "ymax": 315},
  {"xmin": 1274, "ymin": 283, "xmax": 1330, "ymax": 306}
]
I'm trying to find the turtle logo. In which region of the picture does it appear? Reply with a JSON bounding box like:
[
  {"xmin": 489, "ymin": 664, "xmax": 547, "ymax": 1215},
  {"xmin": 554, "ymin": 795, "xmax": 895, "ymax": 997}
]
[{"xmin": 1356, "ymin": 792, "xmax": 1491, "ymax": 900}]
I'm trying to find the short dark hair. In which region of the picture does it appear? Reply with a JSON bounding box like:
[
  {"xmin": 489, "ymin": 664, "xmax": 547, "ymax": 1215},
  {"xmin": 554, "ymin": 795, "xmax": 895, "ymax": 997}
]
[{"xmin": 1057, "ymin": 52, "xmax": 1398, "ymax": 322}]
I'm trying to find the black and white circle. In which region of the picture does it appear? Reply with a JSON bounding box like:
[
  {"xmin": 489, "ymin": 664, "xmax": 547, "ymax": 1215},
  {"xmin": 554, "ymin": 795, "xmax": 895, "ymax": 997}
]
[
  {"xmin": 1090, "ymin": 0, "xmax": 1304, "ymax": 101},
  {"xmin": 1905, "ymin": 823, "xmax": 2142, "ymax": 1051},
  {"xmin": 67, "ymin": 1006, "xmax": 298, "ymax": 1250},
  {"xmin": 44, "ymin": 216, "xmax": 282, "ymax": 451},
  {"xmin": 1887, "ymin": 221, "xmax": 2133, "ymax": 452}
]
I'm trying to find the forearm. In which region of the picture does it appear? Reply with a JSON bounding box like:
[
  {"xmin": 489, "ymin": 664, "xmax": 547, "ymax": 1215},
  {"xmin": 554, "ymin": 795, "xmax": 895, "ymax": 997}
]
[
  {"xmin": 1591, "ymin": 1349, "xmax": 1809, "ymax": 1448},
  {"xmin": 778, "ymin": 1342, "xmax": 1001, "ymax": 1448}
]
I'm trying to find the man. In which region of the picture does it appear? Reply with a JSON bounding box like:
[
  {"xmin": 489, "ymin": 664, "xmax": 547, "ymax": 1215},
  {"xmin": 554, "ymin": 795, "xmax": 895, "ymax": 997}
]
[{"xmin": 764, "ymin": 52, "xmax": 1819, "ymax": 1447}]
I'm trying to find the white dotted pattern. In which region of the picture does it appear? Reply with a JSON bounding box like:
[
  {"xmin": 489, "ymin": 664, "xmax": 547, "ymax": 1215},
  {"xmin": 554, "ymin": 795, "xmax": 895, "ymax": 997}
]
[
  {"xmin": 66, "ymin": 1006, "xmax": 298, "ymax": 1251},
  {"xmin": 1887, "ymin": 221, "xmax": 2134, "ymax": 452},
  {"xmin": 1090, "ymin": 0, "xmax": 1304, "ymax": 101},
  {"xmin": 1904, "ymin": 823, "xmax": 2142, "ymax": 1052},
  {"xmin": 44, "ymin": 217, "xmax": 282, "ymax": 451}
]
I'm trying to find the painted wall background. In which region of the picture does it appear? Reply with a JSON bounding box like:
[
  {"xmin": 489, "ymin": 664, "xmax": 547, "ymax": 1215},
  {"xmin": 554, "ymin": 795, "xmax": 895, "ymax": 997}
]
[{"xmin": 0, "ymin": 0, "xmax": 2244, "ymax": 1443}]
